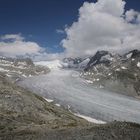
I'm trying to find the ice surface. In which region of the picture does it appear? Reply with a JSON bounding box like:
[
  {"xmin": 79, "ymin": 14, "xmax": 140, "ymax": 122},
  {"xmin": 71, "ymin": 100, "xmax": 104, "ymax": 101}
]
[{"xmin": 18, "ymin": 61, "xmax": 140, "ymax": 123}]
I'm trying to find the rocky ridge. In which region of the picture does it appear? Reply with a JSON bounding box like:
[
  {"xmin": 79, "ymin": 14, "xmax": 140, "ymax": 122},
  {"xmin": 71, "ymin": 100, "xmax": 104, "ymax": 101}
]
[
  {"xmin": 0, "ymin": 57, "xmax": 50, "ymax": 82},
  {"xmin": 81, "ymin": 50, "xmax": 140, "ymax": 97}
]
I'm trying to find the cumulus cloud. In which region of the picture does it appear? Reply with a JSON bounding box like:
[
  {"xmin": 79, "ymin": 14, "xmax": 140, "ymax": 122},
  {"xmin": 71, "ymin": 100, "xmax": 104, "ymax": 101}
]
[
  {"xmin": 125, "ymin": 9, "xmax": 139, "ymax": 22},
  {"xmin": 0, "ymin": 34, "xmax": 65, "ymax": 61},
  {"xmin": 0, "ymin": 34, "xmax": 44, "ymax": 57},
  {"xmin": 62, "ymin": 0, "xmax": 140, "ymax": 57}
]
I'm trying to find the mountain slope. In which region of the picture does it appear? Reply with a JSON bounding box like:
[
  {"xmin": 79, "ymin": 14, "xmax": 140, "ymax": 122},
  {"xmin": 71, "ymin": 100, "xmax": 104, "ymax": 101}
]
[
  {"xmin": 0, "ymin": 72, "xmax": 90, "ymax": 139},
  {"xmin": 0, "ymin": 57, "xmax": 50, "ymax": 82},
  {"xmin": 81, "ymin": 50, "xmax": 140, "ymax": 97}
]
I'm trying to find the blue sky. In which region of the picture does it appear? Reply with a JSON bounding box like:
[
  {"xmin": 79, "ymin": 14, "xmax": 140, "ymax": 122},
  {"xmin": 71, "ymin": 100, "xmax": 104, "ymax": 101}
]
[
  {"xmin": 0, "ymin": 0, "xmax": 140, "ymax": 59},
  {"xmin": 0, "ymin": 0, "xmax": 94, "ymax": 53},
  {"xmin": 0, "ymin": 0, "xmax": 140, "ymax": 54}
]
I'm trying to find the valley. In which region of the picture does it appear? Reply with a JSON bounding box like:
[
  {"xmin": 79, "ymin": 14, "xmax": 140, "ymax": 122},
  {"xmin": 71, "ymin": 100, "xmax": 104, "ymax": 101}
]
[{"xmin": 18, "ymin": 66, "xmax": 140, "ymax": 124}]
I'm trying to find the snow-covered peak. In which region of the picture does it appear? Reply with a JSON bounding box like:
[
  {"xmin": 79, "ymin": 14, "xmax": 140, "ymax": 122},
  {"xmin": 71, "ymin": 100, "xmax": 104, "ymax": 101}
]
[
  {"xmin": 126, "ymin": 53, "xmax": 132, "ymax": 59},
  {"xmin": 100, "ymin": 54, "xmax": 113, "ymax": 61},
  {"xmin": 137, "ymin": 62, "xmax": 140, "ymax": 68},
  {"xmin": 35, "ymin": 60, "xmax": 62, "ymax": 70},
  {"xmin": 79, "ymin": 58, "xmax": 90, "ymax": 68}
]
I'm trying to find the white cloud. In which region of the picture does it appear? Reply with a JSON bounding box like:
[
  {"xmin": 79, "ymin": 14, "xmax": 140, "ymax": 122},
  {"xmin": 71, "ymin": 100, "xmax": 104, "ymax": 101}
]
[
  {"xmin": 0, "ymin": 34, "xmax": 44, "ymax": 57},
  {"xmin": 0, "ymin": 34, "xmax": 65, "ymax": 61},
  {"xmin": 62, "ymin": 0, "xmax": 140, "ymax": 57},
  {"xmin": 125, "ymin": 9, "xmax": 139, "ymax": 22},
  {"xmin": 137, "ymin": 15, "xmax": 140, "ymax": 23},
  {"xmin": 56, "ymin": 29, "xmax": 65, "ymax": 34},
  {"xmin": 1, "ymin": 0, "xmax": 140, "ymax": 60},
  {"xmin": 1, "ymin": 34, "xmax": 24, "ymax": 41}
]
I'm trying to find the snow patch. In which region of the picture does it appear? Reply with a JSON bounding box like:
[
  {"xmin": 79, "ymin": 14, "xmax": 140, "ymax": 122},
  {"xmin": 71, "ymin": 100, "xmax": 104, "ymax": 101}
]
[
  {"xmin": 0, "ymin": 67, "xmax": 9, "ymax": 72},
  {"xmin": 0, "ymin": 63, "xmax": 13, "ymax": 66},
  {"xmin": 126, "ymin": 53, "xmax": 132, "ymax": 59},
  {"xmin": 137, "ymin": 62, "xmax": 140, "ymax": 68},
  {"xmin": 116, "ymin": 68, "xmax": 120, "ymax": 71},
  {"xmin": 85, "ymin": 80, "xmax": 93, "ymax": 84},
  {"xmin": 0, "ymin": 67, "xmax": 5, "ymax": 71},
  {"xmin": 92, "ymin": 78, "xmax": 100, "ymax": 82},
  {"xmin": 121, "ymin": 66, "xmax": 127, "ymax": 70},
  {"xmin": 22, "ymin": 74, "xmax": 27, "ymax": 77},
  {"xmin": 55, "ymin": 104, "xmax": 61, "ymax": 107},
  {"xmin": 74, "ymin": 113, "xmax": 106, "ymax": 124},
  {"xmin": 84, "ymin": 72, "xmax": 88, "ymax": 76},
  {"xmin": 6, "ymin": 74, "xmax": 12, "ymax": 77},
  {"xmin": 44, "ymin": 98, "xmax": 54, "ymax": 103},
  {"xmin": 96, "ymin": 78, "xmax": 100, "ymax": 81},
  {"xmin": 108, "ymin": 73, "xmax": 112, "ymax": 76},
  {"xmin": 29, "ymin": 75, "xmax": 32, "ymax": 77}
]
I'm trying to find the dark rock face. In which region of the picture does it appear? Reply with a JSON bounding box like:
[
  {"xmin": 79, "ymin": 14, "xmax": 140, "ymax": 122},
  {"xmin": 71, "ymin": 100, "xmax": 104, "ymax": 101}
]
[
  {"xmin": 127, "ymin": 49, "xmax": 140, "ymax": 58},
  {"xmin": 84, "ymin": 51, "xmax": 113, "ymax": 71}
]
